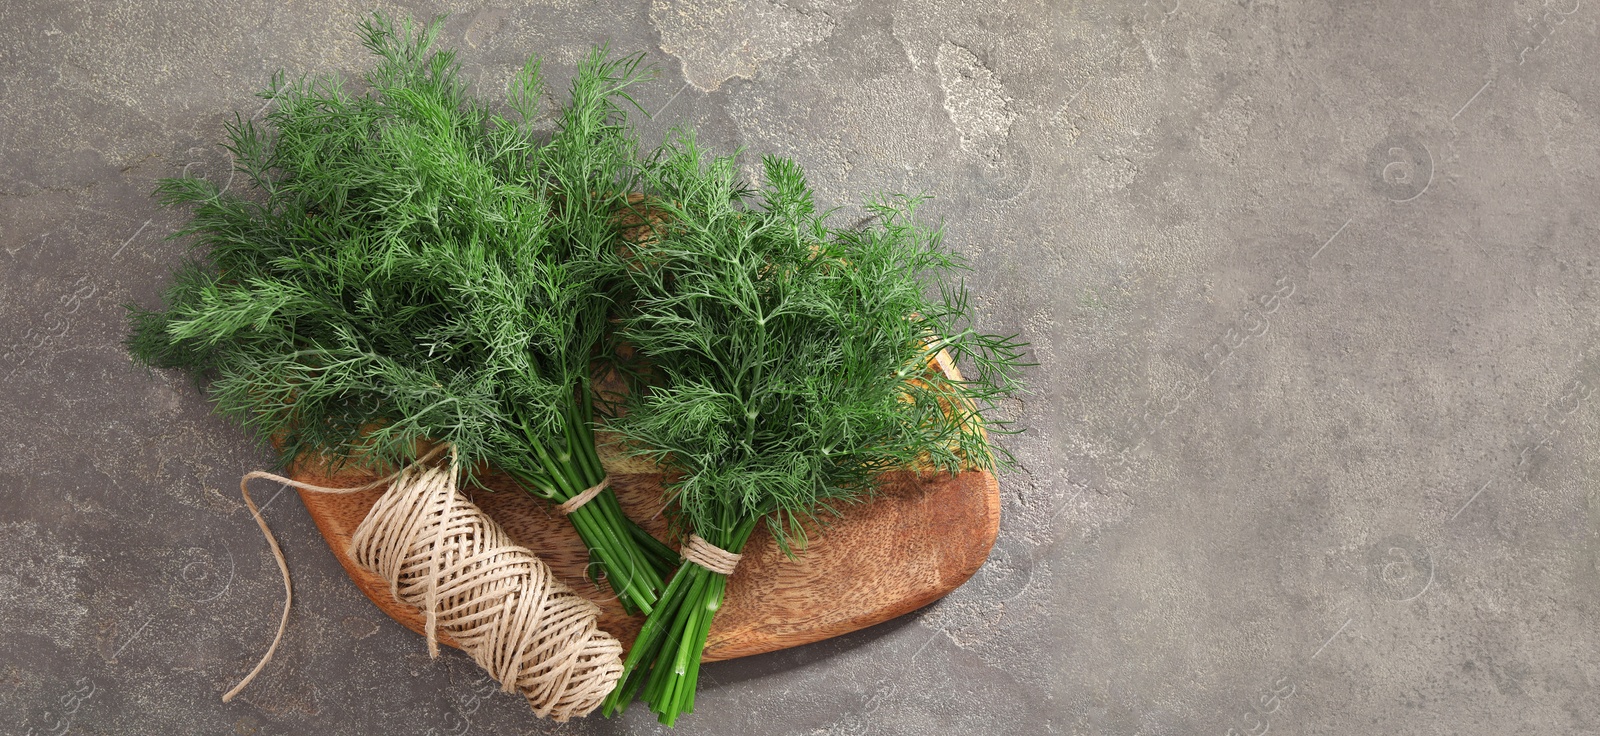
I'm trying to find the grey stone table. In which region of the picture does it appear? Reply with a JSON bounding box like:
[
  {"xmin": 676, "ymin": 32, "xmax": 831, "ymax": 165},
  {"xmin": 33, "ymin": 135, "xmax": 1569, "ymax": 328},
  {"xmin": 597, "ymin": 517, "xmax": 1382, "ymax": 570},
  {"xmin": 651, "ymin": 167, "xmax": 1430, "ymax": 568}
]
[{"xmin": 4, "ymin": 1, "xmax": 1598, "ymax": 734}]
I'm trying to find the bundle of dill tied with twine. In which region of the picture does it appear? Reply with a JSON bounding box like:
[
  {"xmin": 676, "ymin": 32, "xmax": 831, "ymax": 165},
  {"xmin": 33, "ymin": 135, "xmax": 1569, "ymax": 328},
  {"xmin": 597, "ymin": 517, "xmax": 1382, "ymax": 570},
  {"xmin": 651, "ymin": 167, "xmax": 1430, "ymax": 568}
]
[
  {"xmin": 599, "ymin": 141, "xmax": 1025, "ymax": 725},
  {"xmin": 127, "ymin": 15, "xmax": 670, "ymax": 719},
  {"xmin": 129, "ymin": 12, "xmax": 1024, "ymax": 727}
]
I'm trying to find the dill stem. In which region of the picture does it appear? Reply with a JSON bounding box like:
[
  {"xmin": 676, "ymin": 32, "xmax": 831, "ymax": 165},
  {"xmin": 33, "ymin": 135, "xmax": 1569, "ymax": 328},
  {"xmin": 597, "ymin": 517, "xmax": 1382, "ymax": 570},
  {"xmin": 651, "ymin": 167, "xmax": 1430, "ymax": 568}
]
[
  {"xmin": 603, "ymin": 556, "xmax": 697, "ymax": 716},
  {"xmin": 563, "ymin": 398, "xmax": 607, "ymax": 486},
  {"xmin": 618, "ymin": 514, "xmax": 759, "ymax": 725},
  {"xmin": 650, "ymin": 566, "xmax": 708, "ymax": 717},
  {"xmin": 516, "ymin": 410, "xmax": 660, "ymax": 613},
  {"xmin": 680, "ymin": 572, "xmax": 724, "ymax": 716}
]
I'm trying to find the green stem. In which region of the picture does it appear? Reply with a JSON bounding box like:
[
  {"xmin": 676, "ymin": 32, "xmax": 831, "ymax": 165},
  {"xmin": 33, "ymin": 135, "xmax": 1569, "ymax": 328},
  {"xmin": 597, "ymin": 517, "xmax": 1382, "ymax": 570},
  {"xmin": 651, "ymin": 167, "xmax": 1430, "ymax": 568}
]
[
  {"xmin": 623, "ymin": 506, "xmax": 681, "ymax": 573},
  {"xmin": 568, "ymin": 392, "xmax": 678, "ymax": 575},
  {"xmin": 563, "ymin": 396, "xmax": 677, "ymax": 583},
  {"xmin": 650, "ymin": 566, "xmax": 708, "ymax": 716},
  {"xmin": 608, "ymin": 514, "xmax": 765, "ymax": 726},
  {"xmin": 567, "ymin": 398, "xmax": 608, "ymax": 486},
  {"xmin": 603, "ymin": 558, "xmax": 697, "ymax": 716},
  {"xmin": 513, "ymin": 408, "xmax": 660, "ymax": 614},
  {"xmin": 677, "ymin": 573, "xmax": 724, "ymax": 718}
]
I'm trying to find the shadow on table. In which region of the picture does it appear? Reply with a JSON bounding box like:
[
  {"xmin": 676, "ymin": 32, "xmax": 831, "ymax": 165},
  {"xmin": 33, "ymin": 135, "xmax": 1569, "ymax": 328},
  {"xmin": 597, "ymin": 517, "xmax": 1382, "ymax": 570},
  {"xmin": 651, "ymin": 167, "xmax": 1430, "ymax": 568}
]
[{"xmin": 697, "ymin": 606, "xmax": 931, "ymax": 689}]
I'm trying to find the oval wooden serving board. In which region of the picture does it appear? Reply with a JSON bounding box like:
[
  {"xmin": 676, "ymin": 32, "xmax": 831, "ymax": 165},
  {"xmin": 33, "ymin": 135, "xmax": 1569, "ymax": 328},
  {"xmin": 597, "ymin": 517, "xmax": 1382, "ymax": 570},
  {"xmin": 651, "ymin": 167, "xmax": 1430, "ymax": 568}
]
[{"xmin": 293, "ymin": 358, "xmax": 999, "ymax": 662}]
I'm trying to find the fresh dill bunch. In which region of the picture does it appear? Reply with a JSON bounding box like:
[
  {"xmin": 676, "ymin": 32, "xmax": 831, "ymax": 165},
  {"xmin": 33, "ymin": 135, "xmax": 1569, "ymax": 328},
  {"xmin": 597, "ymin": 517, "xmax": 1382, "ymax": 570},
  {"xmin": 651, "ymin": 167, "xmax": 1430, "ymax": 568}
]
[
  {"xmin": 601, "ymin": 133, "xmax": 1027, "ymax": 724},
  {"xmin": 126, "ymin": 13, "xmax": 676, "ymax": 612}
]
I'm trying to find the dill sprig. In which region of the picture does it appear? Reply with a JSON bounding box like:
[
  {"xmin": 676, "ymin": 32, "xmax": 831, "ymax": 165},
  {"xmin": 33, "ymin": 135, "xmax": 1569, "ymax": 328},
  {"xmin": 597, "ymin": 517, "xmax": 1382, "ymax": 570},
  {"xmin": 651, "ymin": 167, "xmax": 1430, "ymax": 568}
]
[
  {"xmin": 601, "ymin": 134, "xmax": 1027, "ymax": 724},
  {"xmin": 126, "ymin": 13, "xmax": 676, "ymax": 612}
]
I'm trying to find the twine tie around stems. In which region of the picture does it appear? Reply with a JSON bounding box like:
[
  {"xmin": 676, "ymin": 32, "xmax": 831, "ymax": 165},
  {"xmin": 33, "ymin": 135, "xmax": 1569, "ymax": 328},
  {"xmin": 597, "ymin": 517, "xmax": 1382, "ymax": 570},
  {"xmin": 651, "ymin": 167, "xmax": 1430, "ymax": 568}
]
[
  {"xmin": 683, "ymin": 534, "xmax": 742, "ymax": 575},
  {"xmin": 555, "ymin": 477, "xmax": 610, "ymax": 515}
]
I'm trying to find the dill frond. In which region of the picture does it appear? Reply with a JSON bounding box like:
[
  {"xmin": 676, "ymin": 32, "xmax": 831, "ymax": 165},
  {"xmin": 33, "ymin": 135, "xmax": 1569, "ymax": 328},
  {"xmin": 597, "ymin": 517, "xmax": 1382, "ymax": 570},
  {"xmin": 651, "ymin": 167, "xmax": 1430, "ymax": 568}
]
[
  {"xmin": 602, "ymin": 132, "xmax": 1027, "ymax": 724},
  {"xmin": 127, "ymin": 12, "xmax": 674, "ymax": 611}
]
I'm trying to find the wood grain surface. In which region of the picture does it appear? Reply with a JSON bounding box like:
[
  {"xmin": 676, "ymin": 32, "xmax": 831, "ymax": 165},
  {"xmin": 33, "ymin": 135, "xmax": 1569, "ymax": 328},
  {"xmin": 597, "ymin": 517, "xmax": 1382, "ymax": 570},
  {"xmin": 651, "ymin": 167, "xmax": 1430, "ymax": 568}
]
[
  {"xmin": 296, "ymin": 459, "xmax": 997, "ymax": 661},
  {"xmin": 293, "ymin": 355, "xmax": 999, "ymax": 662}
]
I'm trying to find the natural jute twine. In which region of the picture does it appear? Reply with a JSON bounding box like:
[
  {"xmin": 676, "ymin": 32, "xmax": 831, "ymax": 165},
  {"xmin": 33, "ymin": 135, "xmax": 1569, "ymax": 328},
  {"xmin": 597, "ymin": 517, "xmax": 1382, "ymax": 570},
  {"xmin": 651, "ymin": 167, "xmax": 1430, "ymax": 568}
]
[
  {"xmin": 554, "ymin": 477, "xmax": 610, "ymax": 515},
  {"xmin": 683, "ymin": 534, "xmax": 742, "ymax": 575},
  {"xmin": 224, "ymin": 446, "xmax": 623, "ymax": 721}
]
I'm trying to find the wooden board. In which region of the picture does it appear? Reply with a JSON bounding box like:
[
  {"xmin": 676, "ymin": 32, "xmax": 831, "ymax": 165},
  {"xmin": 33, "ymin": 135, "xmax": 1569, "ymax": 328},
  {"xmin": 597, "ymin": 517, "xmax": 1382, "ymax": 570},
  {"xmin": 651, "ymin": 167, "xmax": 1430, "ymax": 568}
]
[
  {"xmin": 293, "ymin": 356, "xmax": 999, "ymax": 662},
  {"xmin": 296, "ymin": 459, "xmax": 997, "ymax": 661}
]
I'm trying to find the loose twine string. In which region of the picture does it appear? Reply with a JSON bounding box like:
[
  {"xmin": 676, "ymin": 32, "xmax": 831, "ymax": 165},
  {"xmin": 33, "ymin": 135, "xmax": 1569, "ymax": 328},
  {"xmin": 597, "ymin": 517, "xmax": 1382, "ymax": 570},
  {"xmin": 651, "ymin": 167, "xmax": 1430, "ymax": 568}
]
[
  {"xmin": 224, "ymin": 446, "xmax": 623, "ymax": 721},
  {"xmin": 683, "ymin": 534, "xmax": 742, "ymax": 576}
]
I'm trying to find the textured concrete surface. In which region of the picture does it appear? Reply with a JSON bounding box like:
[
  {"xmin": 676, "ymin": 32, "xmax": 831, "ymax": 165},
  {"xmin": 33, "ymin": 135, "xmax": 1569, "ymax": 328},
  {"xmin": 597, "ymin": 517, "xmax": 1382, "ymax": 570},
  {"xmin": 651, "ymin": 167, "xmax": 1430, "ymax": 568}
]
[{"xmin": 4, "ymin": 1, "xmax": 1599, "ymax": 734}]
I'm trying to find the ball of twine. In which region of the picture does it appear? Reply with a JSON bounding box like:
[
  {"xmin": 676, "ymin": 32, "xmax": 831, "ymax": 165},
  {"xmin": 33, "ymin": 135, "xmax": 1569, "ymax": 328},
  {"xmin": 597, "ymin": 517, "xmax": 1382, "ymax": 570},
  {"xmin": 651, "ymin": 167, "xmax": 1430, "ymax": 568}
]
[
  {"xmin": 352, "ymin": 463, "xmax": 622, "ymax": 719},
  {"xmin": 226, "ymin": 447, "xmax": 622, "ymax": 721}
]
